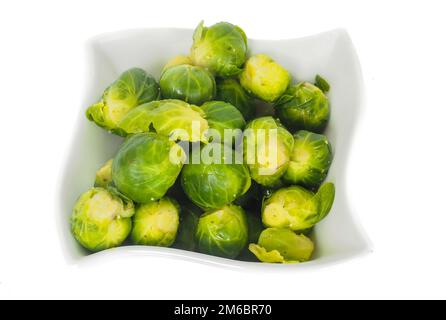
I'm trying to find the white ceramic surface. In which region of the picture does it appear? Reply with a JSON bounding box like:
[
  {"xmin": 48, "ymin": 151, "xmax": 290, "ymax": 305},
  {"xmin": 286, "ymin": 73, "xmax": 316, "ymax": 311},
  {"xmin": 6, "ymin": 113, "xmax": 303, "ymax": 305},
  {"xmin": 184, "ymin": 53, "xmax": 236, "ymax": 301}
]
[{"xmin": 58, "ymin": 28, "xmax": 371, "ymax": 269}]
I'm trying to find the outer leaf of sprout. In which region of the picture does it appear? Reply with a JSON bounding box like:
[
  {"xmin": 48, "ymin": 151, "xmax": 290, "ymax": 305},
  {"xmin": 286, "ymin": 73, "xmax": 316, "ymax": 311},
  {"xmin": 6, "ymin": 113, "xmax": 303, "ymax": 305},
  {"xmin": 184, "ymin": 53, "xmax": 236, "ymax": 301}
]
[
  {"xmin": 249, "ymin": 228, "xmax": 314, "ymax": 263},
  {"xmin": 315, "ymin": 74, "xmax": 330, "ymax": 93},
  {"xmin": 116, "ymin": 99, "xmax": 209, "ymax": 142},
  {"xmin": 248, "ymin": 244, "xmax": 288, "ymax": 263},
  {"xmin": 149, "ymin": 100, "xmax": 209, "ymax": 142},
  {"xmin": 313, "ymin": 182, "xmax": 335, "ymax": 221},
  {"xmin": 115, "ymin": 101, "xmax": 161, "ymax": 136}
]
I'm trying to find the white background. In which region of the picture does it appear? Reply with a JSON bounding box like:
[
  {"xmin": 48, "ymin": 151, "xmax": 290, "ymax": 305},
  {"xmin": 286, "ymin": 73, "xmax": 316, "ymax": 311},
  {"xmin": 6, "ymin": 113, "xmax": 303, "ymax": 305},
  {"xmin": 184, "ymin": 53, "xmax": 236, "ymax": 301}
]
[{"xmin": 0, "ymin": 0, "xmax": 445, "ymax": 299}]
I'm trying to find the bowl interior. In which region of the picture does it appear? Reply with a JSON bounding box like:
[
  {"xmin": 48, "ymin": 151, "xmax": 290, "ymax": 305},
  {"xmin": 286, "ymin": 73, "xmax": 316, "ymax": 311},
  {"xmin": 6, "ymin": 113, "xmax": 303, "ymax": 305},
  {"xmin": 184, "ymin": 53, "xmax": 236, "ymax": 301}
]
[{"xmin": 58, "ymin": 28, "xmax": 370, "ymax": 267}]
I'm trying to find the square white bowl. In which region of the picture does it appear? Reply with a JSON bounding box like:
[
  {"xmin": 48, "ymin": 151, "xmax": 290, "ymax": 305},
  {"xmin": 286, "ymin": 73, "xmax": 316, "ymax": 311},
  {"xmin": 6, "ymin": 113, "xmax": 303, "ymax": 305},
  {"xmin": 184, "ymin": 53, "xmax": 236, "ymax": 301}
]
[{"xmin": 58, "ymin": 28, "xmax": 371, "ymax": 269}]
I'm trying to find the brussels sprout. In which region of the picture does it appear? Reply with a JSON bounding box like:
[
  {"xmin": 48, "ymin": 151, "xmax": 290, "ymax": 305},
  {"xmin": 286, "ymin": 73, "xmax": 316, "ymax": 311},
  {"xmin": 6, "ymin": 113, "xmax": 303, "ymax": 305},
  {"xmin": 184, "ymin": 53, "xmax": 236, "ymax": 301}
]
[
  {"xmin": 162, "ymin": 55, "xmax": 193, "ymax": 73},
  {"xmin": 275, "ymin": 82, "xmax": 330, "ymax": 133},
  {"xmin": 283, "ymin": 130, "xmax": 333, "ymax": 188},
  {"xmin": 190, "ymin": 21, "xmax": 248, "ymax": 77},
  {"xmin": 240, "ymin": 54, "xmax": 290, "ymax": 103},
  {"xmin": 181, "ymin": 143, "xmax": 251, "ymax": 209},
  {"xmin": 131, "ymin": 197, "xmax": 180, "ymax": 246},
  {"xmin": 200, "ymin": 101, "xmax": 246, "ymax": 144},
  {"xmin": 173, "ymin": 202, "xmax": 202, "ymax": 251},
  {"xmin": 71, "ymin": 187, "xmax": 134, "ymax": 252},
  {"xmin": 243, "ymin": 116, "xmax": 294, "ymax": 187},
  {"xmin": 195, "ymin": 204, "xmax": 248, "ymax": 258},
  {"xmin": 86, "ymin": 68, "xmax": 160, "ymax": 131},
  {"xmin": 112, "ymin": 133, "xmax": 184, "ymax": 203},
  {"xmin": 249, "ymin": 228, "xmax": 314, "ymax": 263},
  {"xmin": 238, "ymin": 211, "xmax": 264, "ymax": 261},
  {"xmin": 160, "ymin": 64, "xmax": 216, "ymax": 105},
  {"xmin": 262, "ymin": 183, "xmax": 335, "ymax": 231},
  {"xmin": 94, "ymin": 159, "xmax": 113, "ymax": 188},
  {"xmin": 312, "ymin": 182, "xmax": 336, "ymax": 219},
  {"xmin": 216, "ymin": 79, "xmax": 256, "ymax": 120}
]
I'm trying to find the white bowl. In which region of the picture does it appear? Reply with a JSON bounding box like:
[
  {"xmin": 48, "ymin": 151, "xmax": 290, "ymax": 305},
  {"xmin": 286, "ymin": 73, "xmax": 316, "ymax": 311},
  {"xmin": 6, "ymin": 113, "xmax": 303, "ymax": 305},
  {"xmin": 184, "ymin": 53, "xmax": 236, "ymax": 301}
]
[{"xmin": 58, "ymin": 28, "xmax": 371, "ymax": 269}]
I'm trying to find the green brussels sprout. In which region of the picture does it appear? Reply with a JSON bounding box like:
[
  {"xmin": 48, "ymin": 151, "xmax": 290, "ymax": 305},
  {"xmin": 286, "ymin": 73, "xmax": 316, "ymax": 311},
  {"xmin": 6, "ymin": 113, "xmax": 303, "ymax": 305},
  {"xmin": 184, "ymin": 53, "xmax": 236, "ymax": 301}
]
[
  {"xmin": 162, "ymin": 55, "xmax": 193, "ymax": 73},
  {"xmin": 262, "ymin": 183, "xmax": 335, "ymax": 231},
  {"xmin": 116, "ymin": 99, "xmax": 209, "ymax": 142},
  {"xmin": 86, "ymin": 68, "xmax": 160, "ymax": 131},
  {"xmin": 200, "ymin": 101, "xmax": 246, "ymax": 144},
  {"xmin": 131, "ymin": 197, "xmax": 180, "ymax": 246},
  {"xmin": 240, "ymin": 54, "xmax": 290, "ymax": 102},
  {"xmin": 275, "ymin": 82, "xmax": 330, "ymax": 133},
  {"xmin": 71, "ymin": 187, "xmax": 134, "ymax": 252},
  {"xmin": 216, "ymin": 79, "xmax": 256, "ymax": 120},
  {"xmin": 283, "ymin": 130, "xmax": 333, "ymax": 188},
  {"xmin": 238, "ymin": 211, "xmax": 264, "ymax": 261},
  {"xmin": 195, "ymin": 204, "xmax": 248, "ymax": 258},
  {"xmin": 249, "ymin": 228, "xmax": 314, "ymax": 263},
  {"xmin": 243, "ymin": 116, "xmax": 294, "ymax": 187},
  {"xmin": 160, "ymin": 64, "xmax": 216, "ymax": 105},
  {"xmin": 112, "ymin": 133, "xmax": 184, "ymax": 203},
  {"xmin": 190, "ymin": 21, "xmax": 248, "ymax": 77},
  {"xmin": 173, "ymin": 202, "xmax": 202, "ymax": 251},
  {"xmin": 181, "ymin": 143, "xmax": 251, "ymax": 209},
  {"xmin": 94, "ymin": 159, "xmax": 113, "ymax": 188}
]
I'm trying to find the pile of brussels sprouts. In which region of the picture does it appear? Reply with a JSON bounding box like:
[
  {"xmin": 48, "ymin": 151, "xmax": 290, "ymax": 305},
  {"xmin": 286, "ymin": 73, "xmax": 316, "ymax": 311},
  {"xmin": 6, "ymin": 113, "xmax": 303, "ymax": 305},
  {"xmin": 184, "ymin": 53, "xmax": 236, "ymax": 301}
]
[{"xmin": 71, "ymin": 21, "xmax": 335, "ymax": 264}]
